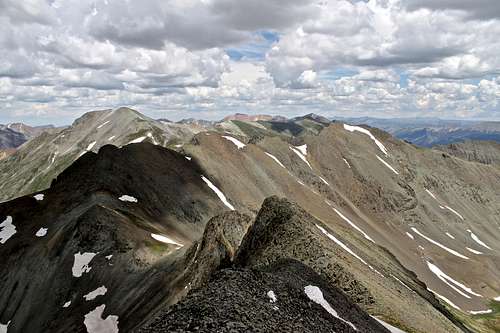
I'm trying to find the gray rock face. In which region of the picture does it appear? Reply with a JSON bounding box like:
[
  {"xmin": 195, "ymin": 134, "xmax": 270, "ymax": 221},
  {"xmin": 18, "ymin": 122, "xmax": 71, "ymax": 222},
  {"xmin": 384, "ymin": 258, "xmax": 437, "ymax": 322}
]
[
  {"xmin": 0, "ymin": 128, "xmax": 26, "ymax": 149},
  {"xmin": 140, "ymin": 259, "xmax": 390, "ymax": 333}
]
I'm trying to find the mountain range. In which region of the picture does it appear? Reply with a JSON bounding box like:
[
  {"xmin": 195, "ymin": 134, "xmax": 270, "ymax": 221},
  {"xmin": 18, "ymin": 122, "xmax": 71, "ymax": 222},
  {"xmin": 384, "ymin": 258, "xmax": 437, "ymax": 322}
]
[{"xmin": 0, "ymin": 108, "xmax": 499, "ymax": 332}]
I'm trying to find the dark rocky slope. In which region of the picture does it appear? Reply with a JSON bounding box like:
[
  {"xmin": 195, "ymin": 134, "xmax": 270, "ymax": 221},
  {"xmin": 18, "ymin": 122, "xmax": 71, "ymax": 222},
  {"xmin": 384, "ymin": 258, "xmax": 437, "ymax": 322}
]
[{"xmin": 140, "ymin": 259, "xmax": 389, "ymax": 333}]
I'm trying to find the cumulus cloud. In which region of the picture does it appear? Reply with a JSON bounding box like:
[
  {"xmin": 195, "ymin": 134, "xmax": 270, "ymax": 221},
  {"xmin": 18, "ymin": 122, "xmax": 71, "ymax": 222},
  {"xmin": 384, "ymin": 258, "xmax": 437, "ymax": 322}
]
[{"xmin": 0, "ymin": 0, "xmax": 498, "ymax": 124}]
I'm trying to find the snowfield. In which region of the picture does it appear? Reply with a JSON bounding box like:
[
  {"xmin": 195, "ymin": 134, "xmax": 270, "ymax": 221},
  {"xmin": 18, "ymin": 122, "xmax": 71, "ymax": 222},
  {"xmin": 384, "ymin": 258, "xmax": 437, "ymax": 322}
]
[
  {"xmin": 426, "ymin": 261, "xmax": 482, "ymax": 298},
  {"xmin": 290, "ymin": 146, "xmax": 312, "ymax": 169}
]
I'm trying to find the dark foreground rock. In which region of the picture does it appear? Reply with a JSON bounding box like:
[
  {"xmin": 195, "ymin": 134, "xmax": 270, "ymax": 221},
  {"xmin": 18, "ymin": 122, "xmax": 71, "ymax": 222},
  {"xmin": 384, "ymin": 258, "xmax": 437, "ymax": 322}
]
[{"xmin": 140, "ymin": 259, "xmax": 389, "ymax": 333}]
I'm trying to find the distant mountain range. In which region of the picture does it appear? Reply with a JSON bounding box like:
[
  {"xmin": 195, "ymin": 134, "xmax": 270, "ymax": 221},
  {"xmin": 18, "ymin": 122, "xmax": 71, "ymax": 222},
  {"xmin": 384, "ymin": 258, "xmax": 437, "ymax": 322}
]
[
  {"xmin": 335, "ymin": 117, "xmax": 500, "ymax": 147},
  {"xmin": 1, "ymin": 107, "xmax": 499, "ymax": 332}
]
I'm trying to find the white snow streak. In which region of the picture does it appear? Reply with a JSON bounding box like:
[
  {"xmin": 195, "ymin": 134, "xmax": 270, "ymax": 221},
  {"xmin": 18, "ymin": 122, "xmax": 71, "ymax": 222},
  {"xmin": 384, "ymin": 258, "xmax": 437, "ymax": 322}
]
[
  {"xmin": 185, "ymin": 156, "xmax": 192, "ymax": 161},
  {"xmin": 72, "ymin": 252, "xmax": 97, "ymax": 278},
  {"xmin": 332, "ymin": 208, "xmax": 374, "ymax": 243},
  {"xmin": 108, "ymin": 136, "xmax": 116, "ymax": 141},
  {"xmin": 427, "ymin": 289, "xmax": 462, "ymax": 311},
  {"xmin": 127, "ymin": 136, "xmax": 146, "ymax": 144},
  {"xmin": 316, "ymin": 224, "xmax": 368, "ymax": 266},
  {"xmin": 290, "ymin": 146, "xmax": 312, "ymax": 169},
  {"xmin": 86, "ymin": 141, "xmax": 97, "ymax": 151},
  {"xmin": 342, "ymin": 158, "xmax": 351, "ymax": 168},
  {"xmin": 319, "ymin": 176, "xmax": 329, "ymax": 185},
  {"xmin": 390, "ymin": 274, "xmax": 412, "ymax": 292},
  {"xmin": 376, "ymin": 155, "xmax": 399, "ymax": 175},
  {"xmin": 34, "ymin": 194, "xmax": 44, "ymax": 201},
  {"xmin": 118, "ymin": 195, "xmax": 137, "ymax": 203},
  {"xmin": 469, "ymin": 309, "xmax": 492, "ymax": 315},
  {"xmin": 201, "ymin": 176, "xmax": 235, "ymax": 210},
  {"xmin": 405, "ymin": 232, "xmax": 414, "ymax": 240},
  {"xmin": 344, "ymin": 124, "xmax": 388, "ymax": 156},
  {"xmin": 372, "ymin": 317, "xmax": 407, "ymax": 333},
  {"xmin": 97, "ymin": 121, "xmax": 110, "ymax": 129},
  {"xmin": 411, "ymin": 227, "xmax": 469, "ymax": 259},
  {"xmin": 445, "ymin": 206, "xmax": 464, "ymax": 220},
  {"xmin": 151, "ymin": 233, "xmax": 183, "ymax": 247},
  {"xmin": 494, "ymin": 296, "xmax": 500, "ymax": 301},
  {"xmin": 267, "ymin": 290, "xmax": 277, "ymax": 303},
  {"xmin": 304, "ymin": 285, "xmax": 357, "ymax": 330},
  {"xmin": 466, "ymin": 247, "xmax": 483, "ymax": 255},
  {"xmin": 468, "ymin": 230, "xmax": 492, "ymax": 250},
  {"xmin": 84, "ymin": 304, "xmax": 119, "ymax": 333},
  {"xmin": 63, "ymin": 301, "xmax": 71, "ymax": 308},
  {"xmin": 0, "ymin": 216, "xmax": 16, "ymax": 244},
  {"xmin": 425, "ymin": 189, "xmax": 438, "ymax": 200},
  {"xmin": 295, "ymin": 144, "xmax": 307, "ymax": 155},
  {"xmin": 445, "ymin": 232, "xmax": 455, "ymax": 240},
  {"xmin": 222, "ymin": 136, "xmax": 246, "ymax": 149},
  {"xmin": 426, "ymin": 261, "xmax": 482, "ymax": 298},
  {"xmin": 36, "ymin": 227, "xmax": 48, "ymax": 237},
  {"xmin": 84, "ymin": 286, "xmax": 108, "ymax": 301},
  {"xmin": 265, "ymin": 152, "xmax": 286, "ymax": 168}
]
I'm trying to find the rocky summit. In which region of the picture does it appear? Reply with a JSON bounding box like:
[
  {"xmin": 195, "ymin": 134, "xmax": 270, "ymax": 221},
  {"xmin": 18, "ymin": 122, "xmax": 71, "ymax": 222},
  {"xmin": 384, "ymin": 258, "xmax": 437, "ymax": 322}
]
[{"xmin": 0, "ymin": 108, "xmax": 499, "ymax": 333}]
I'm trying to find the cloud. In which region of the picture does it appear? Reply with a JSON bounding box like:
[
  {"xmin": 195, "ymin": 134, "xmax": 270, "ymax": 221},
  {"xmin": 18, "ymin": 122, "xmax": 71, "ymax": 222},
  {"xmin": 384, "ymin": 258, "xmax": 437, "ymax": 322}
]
[{"xmin": 0, "ymin": 0, "xmax": 498, "ymax": 124}]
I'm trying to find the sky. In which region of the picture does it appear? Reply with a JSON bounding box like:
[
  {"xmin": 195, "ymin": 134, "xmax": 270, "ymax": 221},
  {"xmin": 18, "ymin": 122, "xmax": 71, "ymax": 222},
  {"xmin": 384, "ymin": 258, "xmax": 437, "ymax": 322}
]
[{"xmin": 0, "ymin": 0, "xmax": 500, "ymax": 125}]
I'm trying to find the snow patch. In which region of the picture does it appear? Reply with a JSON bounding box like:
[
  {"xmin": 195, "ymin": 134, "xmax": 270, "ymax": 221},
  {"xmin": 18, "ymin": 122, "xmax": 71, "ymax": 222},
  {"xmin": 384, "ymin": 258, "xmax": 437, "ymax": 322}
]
[
  {"xmin": 342, "ymin": 158, "xmax": 351, "ymax": 168},
  {"xmin": 333, "ymin": 208, "xmax": 374, "ymax": 243},
  {"xmin": 469, "ymin": 309, "xmax": 492, "ymax": 315},
  {"xmin": 376, "ymin": 155, "xmax": 399, "ymax": 175},
  {"xmin": 0, "ymin": 321, "xmax": 11, "ymax": 333},
  {"xmin": 290, "ymin": 146, "xmax": 312, "ymax": 169},
  {"xmin": 222, "ymin": 135, "xmax": 246, "ymax": 149},
  {"xmin": 146, "ymin": 132, "xmax": 159, "ymax": 145},
  {"xmin": 405, "ymin": 232, "xmax": 414, "ymax": 240},
  {"xmin": 0, "ymin": 216, "xmax": 16, "ymax": 244},
  {"xmin": 372, "ymin": 317, "xmax": 407, "ymax": 333},
  {"xmin": 86, "ymin": 141, "xmax": 97, "ymax": 151},
  {"xmin": 265, "ymin": 152, "xmax": 285, "ymax": 168},
  {"xmin": 72, "ymin": 252, "xmax": 97, "ymax": 278},
  {"xmin": 185, "ymin": 156, "xmax": 192, "ymax": 161},
  {"xmin": 425, "ymin": 189, "xmax": 437, "ymax": 200},
  {"xmin": 36, "ymin": 227, "xmax": 48, "ymax": 237},
  {"xmin": 84, "ymin": 305, "xmax": 119, "ymax": 333},
  {"xmin": 445, "ymin": 232, "xmax": 455, "ymax": 240},
  {"xmin": 127, "ymin": 136, "xmax": 146, "ymax": 144},
  {"xmin": 105, "ymin": 255, "xmax": 113, "ymax": 260},
  {"xmin": 304, "ymin": 285, "xmax": 357, "ymax": 330},
  {"xmin": 34, "ymin": 194, "xmax": 44, "ymax": 201},
  {"xmin": 108, "ymin": 136, "xmax": 115, "ymax": 141},
  {"xmin": 390, "ymin": 274, "xmax": 412, "ymax": 292},
  {"xmin": 426, "ymin": 261, "xmax": 482, "ymax": 298},
  {"xmin": 295, "ymin": 144, "xmax": 307, "ymax": 155},
  {"xmin": 267, "ymin": 290, "xmax": 277, "ymax": 303},
  {"xmin": 84, "ymin": 286, "xmax": 108, "ymax": 301},
  {"xmin": 151, "ymin": 233, "xmax": 183, "ymax": 247},
  {"xmin": 316, "ymin": 224, "xmax": 368, "ymax": 266},
  {"xmin": 63, "ymin": 301, "xmax": 71, "ymax": 308},
  {"xmin": 344, "ymin": 124, "xmax": 388, "ymax": 156},
  {"xmin": 201, "ymin": 176, "xmax": 235, "ymax": 210},
  {"xmin": 118, "ymin": 195, "xmax": 137, "ymax": 203},
  {"xmin": 411, "ymin": 227, "xmax": 469, "ymax": 259},
  {"xmin": 468, "ymin": 230, "xmax": 492, "ymax": 250}
]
